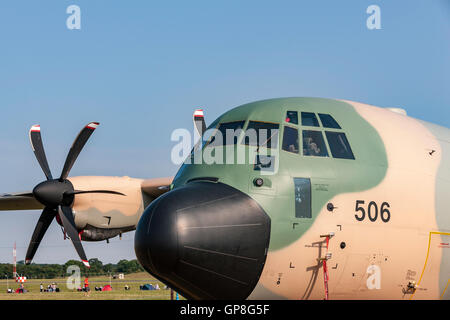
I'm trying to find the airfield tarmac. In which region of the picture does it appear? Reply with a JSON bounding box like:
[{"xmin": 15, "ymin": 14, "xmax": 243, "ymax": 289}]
[{"xmin": 0, "ymin": 272, "xmax": 177, "ymax": 300}]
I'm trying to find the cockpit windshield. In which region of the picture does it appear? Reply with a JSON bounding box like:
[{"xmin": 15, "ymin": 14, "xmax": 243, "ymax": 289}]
[
  {"xmin": 242, "ymin": 121, "xmax": 279, "ymax": 149},
  {"xmin": 205, "ymin": 121, "xmax": 245, "ymax": 147},
  {"xmin": 302, "ymin": 130, "xmax": 329, "ymax": 157}
]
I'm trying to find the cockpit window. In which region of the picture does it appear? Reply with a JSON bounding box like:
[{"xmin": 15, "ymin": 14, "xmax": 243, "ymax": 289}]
[
  {"xmin": 302, "ymin": 130, "xmax": 329, "ymax": 157},
  {"xmin": 301, "ymin": 112, "xmax": 320, "ymax": 127},
  {"xmin": 206, "ymin": 121, "xmax": 245, "ymax": 147},
  {"xmin": 285, "ymin": 111, "xmax": 298, "ymax": 125},
  {"xmin": 242, "ymin": 121, "xmax": 279, "ymax": 149},
  {"xmin": 282, "ymin": 126, "xmax": 299, "ymax": 154},
  {"xmin": 319, "ymin": 114, "xmax": 341, "ymax": 129},
  {"xmin": 325, "ymin": 131, "xmax": 355, "ymax": 159}
]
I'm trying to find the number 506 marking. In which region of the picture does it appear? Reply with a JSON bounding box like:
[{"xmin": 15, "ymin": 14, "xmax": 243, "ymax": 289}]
[{"xmin": 355, "ymin": 200, "xmax": 390, "ymax": 222}]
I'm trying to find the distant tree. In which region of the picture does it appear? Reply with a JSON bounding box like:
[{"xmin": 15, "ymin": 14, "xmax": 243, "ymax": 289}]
[
  {"xmin": 64, "ymin": 260, "xmax": 84, "ymax": 269},
  {"xmin": 127, "ymin": 259, "xmax": 145, "ymax": 273},
  {"xmin": 0, "ymin": 258, "xmax": 145, "ymax": 279},
  {"xmin": 0, "ymin": 264, "xmax": 13, "ymax": 278},
  {"xmin": 116, "ymin": 259, "xmax": 129, "ymax": 273},
  {"xmin": 64, "ymin": 260, "xmax": 87, "ymax": 276},
  {"xmin": 116, "ymin": 259, "xmax": 144, "ymax": 273},
  {"xmin": 88, "ymin": 258, "xmax": 103, "ymax": 275},
  {"xmin": 103, "ymin": 263, "xmax": 114, "ymax": 273}
]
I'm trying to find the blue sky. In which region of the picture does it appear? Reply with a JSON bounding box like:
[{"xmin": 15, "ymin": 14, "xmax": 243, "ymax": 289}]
[{"xmin": 0, "ymin": 1, "xmax": 448, "ymax": 264}]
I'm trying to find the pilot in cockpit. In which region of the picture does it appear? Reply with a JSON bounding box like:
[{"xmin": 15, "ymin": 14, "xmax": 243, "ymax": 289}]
[{"xmin": 304, "ymin": 136, "xmax": 321, "ymax": 156}]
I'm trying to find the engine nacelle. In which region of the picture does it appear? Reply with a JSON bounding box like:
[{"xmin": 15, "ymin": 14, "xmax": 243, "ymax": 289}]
[
  {"xmin": 67, "ymin": 176, "xmax": 145, "ymax": 232},
  {"xmin": 79, "ymin": 225, "xmax": 134, "ymax": 241}
]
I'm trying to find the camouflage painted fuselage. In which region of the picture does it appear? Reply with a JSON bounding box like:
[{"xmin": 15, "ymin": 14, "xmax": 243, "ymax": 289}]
[{"xmin": 171, "ymin": 97, "xmax": 450, "ymax": 300}]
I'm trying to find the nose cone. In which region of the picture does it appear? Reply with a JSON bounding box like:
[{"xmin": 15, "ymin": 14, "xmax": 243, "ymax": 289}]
[
  {"xmin": 135, "ymin": 181, "xmax": 271, "ymax": 300},
  {"xmin": 33, "ymin": 179, "xmax": 74, "ymax": 207}
]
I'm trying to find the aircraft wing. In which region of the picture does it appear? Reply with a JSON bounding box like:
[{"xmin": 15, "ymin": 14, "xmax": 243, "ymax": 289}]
[
  {"xmin": 0, "ymin": 192, "xmax": 44, "ymax": 211},
  {"xmin": 0, "ymin": 176, "xmax": 173, "ymax": 212}
]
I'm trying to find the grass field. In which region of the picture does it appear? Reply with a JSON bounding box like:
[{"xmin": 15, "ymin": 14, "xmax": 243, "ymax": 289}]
[{"xmin": 0, "ymin": 272, "xmax": 180, "ymax": 300}]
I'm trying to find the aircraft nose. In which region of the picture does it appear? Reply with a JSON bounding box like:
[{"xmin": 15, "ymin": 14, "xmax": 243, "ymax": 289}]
[{"xmin": 134, "ymin": 181, "xmax": 271, "ymax": 300}]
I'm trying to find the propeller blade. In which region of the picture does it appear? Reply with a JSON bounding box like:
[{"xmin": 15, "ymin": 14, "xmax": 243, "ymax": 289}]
[
  {"xmin": 29, "ymin": 125, "xmax": 53, "ymax": 180},
  {"xmin": 193, "ymin": 109, "xmax": 206, "ymax": 142},
  {"xmin": 10, "ymin": 192, "xmax": 34, "ymax": 197},
  {"xmin": 25, "ymin": 207, "xmax": 57, "ymax": 264},
  {"xmin": 67, "ymin": 190, "xmax": 125, "ymax": 196},
  {"xmin": 58, "ymin": 205, "xmax": 90, "ymax": 268},
  {"xmin": 59, "ymin": 122, "xmax": 99, "ymax": 181}
]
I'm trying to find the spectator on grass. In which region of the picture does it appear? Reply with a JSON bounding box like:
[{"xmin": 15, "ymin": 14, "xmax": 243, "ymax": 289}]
[{"xmin": 84, "ymin": 276, "xmax": 90, "ymax": 297}]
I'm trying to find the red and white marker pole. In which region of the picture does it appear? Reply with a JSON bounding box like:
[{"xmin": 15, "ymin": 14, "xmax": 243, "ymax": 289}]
[{"xmin": 13, "ymin": 242, "xmax": 17, "ymax": 280}]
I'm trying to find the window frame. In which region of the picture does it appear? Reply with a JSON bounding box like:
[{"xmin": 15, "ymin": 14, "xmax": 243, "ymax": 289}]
[
  {"xmin": 241, "ymin": 120, "xmax": 280, "ymax": 149},
  {"xmin": 285, "ymin": 111, "xmax": 299, "ymax": 125},
  {"xmin": 318, "ymin": 113, "xmax": 342, "ymax": 129},
  {"xmin": 324, "ymin": 131, "xmax": 355, "ymax": 160},
  {"xmin": 204, "ymin": 120, "xmax": 246, "ymax": 148},
  {"xmin": 301, "ymin": 129, "xmax": 330, "ymax": 158},
  {"xmin": 282, "ymin": 125, "xmax": 300, "ymax": 154},
  {"xmin": 301, "ymin": 112, "xmax": 320, "ymax": 127}
]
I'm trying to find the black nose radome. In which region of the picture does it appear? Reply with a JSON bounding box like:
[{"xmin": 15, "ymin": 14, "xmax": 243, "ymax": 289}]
[
  {"xmin": 33, "ymin": 179, "xmax": 74, "ymax": 207},
  {"xmin": 134, "ymin": 181, "xmax": 271, "ymax": 300}
]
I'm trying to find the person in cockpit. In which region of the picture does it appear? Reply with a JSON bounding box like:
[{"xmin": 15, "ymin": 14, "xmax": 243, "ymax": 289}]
[{"xmin": 304, "ymin": 136, "xmax": 321, "ymax": 156}]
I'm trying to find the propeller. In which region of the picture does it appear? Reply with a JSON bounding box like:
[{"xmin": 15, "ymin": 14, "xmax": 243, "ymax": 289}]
[
  {"xmin": 192, "ymin": 109, "xmax": 207, "ymax": 155},
  {"xmin": 193, "ymin": 109, "xmax": 206, "ymax": 141},
  {"xmin": 25, "ymin": 122, "xmax": 124, "ymax": 268}
]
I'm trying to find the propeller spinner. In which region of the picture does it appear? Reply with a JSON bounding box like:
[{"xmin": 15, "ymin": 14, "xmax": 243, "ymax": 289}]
[{"xmin": 26, "ymin": 122, "xmax": 123, "ymax": 268}]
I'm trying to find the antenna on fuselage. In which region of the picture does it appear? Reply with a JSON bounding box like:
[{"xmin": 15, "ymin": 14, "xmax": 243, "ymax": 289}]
[{"xmin": 386, "ymin": 107, "xmax": 407, "ymax": 116}]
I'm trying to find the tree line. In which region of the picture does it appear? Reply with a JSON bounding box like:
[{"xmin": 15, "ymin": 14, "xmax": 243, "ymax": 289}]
[{"xmin": 0, "ymin": 258, "xmax": 145, "ymax": 279}]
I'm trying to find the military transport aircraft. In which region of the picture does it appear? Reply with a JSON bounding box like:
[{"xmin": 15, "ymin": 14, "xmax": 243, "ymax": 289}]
[{"xmin": 1, "ymin": 97, "xmax": 449, "ymax": 300}]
